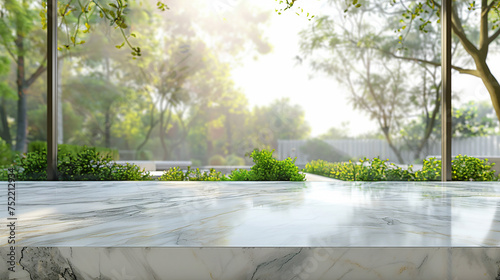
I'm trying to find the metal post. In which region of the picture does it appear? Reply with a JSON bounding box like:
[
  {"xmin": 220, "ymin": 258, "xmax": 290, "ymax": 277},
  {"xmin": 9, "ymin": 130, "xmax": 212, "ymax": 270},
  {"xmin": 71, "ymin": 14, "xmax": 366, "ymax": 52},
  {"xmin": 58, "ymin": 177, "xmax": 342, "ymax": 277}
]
[
  {"xmin": 441, "ymin": 0, "xmax": 452, "ymax": 181},
  {"xmin": 47, "ymin": 0, "xmax": 58, "ymax": 180}
]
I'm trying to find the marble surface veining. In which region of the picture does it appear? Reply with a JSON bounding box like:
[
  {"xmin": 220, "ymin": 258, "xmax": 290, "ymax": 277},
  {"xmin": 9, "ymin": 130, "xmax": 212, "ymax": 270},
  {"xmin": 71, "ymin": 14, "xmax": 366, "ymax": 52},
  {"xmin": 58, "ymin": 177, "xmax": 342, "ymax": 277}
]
[
  {"xmin": 1, "ymin": 181, "xmax": 500, "ymax": 247},
  {"xmin": 2, "ymin": 247, "xmax": 500, "ymax": 280}
]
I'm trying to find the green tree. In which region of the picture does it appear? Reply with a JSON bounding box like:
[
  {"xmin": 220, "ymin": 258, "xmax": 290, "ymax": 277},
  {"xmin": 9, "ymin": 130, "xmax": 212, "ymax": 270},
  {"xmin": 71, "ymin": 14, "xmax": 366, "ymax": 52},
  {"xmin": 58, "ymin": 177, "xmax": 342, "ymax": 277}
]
[
  {"xmin": 282, "ymin": 0, "xmax": 500, "ymax": 124},
  {"xmin": 0, "ymin": 56, "xmax": 16, "ymax": 146},
  {"xmin": 63, "ymin": 75, "xmax": 127, "ymax": 147},
  {"xmin": 0, "ymin": 0, "xmax": 47, "ymax": 152},
  {"xmin": 404, "ymin": 100, "xmax": 499, "ymax": 138},
  {"xmin": 248, "ymin": 98, "xmax": 311, "ymax": 150},
  {"xmin": 400, "ymin": 100, "xmax": 499, "ymax": 161},
  {"xmin": 299, "ymin": 11, "xmax": 410, "ymax": 162},
  {"xmin": 121, "ymin": 0, "xmax": 271, "ymax": 160},
  {"xmin": 0, "ymin": 0, "xmax": 166, "ymax": 152},
  {"xmin": 297, "ymin": 2, "xmax": 464, "ymax": 162}
]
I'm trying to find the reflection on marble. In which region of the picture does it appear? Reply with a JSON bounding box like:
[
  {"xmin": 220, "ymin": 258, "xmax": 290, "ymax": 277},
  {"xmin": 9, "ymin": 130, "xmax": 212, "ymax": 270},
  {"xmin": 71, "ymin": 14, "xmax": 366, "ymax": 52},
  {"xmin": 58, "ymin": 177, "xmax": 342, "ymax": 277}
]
[
  {"xmin": 0, "ymin": 181, "xmax": 500, "ymax": 246},
  {"xmin": 0, "ymin": 247, "xmax": 500, "ymax": 279}
]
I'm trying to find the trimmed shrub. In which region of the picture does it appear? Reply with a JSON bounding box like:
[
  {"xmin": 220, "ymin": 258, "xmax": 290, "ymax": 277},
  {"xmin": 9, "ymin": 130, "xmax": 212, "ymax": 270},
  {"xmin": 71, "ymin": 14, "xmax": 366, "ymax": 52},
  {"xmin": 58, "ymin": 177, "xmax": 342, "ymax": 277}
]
[
  {"xmin": 28, "ymin": 141, "xmax": 119, "ymax": 160},
  {"xmin": 159, "ymin": 167, "xmax": 186, "ymax": 181},
  {"xmin": 14, "ymin": 150, "xmax": 48, "ymax": 181},
  {"xmin": 159, "ymin": 150, "xmax": 305, "ymax": 181},
  {"xmin": 187, "ymin": 168, "xmax": 229, "ymax": 181},
  {"xmin": 304, "ymin": 159, "xmax": 337, "ymax": 177},
  {"xmin": 414, "ymin": 157, "xmax": 441, "ymax": 181},
  {"xmin": 230, "ymin": 149, "xmax": 305, "ymax": 181},
  {"xmin": 452, "ymin": 154, "xmax": 496, "ymax": 181},
  {"xmin": 0, "ymin": 139, "xmax": 17, "ymax": 166},
  {"xmin": 229, "ymin": 169, "xmax": 251, "ymax": 181},
  {"xmin": 27, "ymin": 141, "xmax": 47, "ymax": 154},
  {"xmin": 159, "ymin": 166, "xmax": 229, "ymax": 181},
  {"xmin": 9, "ymin": 147, "xmax": 149, "ymax": 181},
  {"xmin": 306, "ymin": 155, "xmax": 497, "ymax": 181}
]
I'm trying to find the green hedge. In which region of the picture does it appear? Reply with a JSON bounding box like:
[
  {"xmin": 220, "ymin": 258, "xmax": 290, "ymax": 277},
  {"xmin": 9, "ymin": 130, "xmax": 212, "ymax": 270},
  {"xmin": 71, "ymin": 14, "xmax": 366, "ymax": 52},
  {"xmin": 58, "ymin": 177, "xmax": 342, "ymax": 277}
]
[
  {"xmin": 159, "ymin": 149, "xmax": 305, "ymax": 181},
  {"xmin": 2, "ymin": 147, "xmax": 148, "ymax": 181},
  {"xmin": 0, "ymin": 139, "xmax": 17, "ymax": 166},
  {"xmin": 5, "ymin": 148, "xmax": 304, "ymax": 182},
  {"xmin": 304, "ymin": 155, "xmax": 497, "ymax": 181},
  {"xmin": 159, "ymin": 166, "xmax": 229, "ymax": 181},
  {"xmin": 231, "ymin": 149, "xmax": 305, "ymax": 181},
  {"xmin": 28, "ymin": 141, "xmax": 119, "ymax": 160}
]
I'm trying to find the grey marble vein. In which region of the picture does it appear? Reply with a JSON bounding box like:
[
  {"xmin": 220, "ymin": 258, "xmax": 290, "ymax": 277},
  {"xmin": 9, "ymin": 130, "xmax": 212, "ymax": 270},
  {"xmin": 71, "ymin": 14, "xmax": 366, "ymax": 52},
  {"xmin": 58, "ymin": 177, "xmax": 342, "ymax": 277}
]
[{"xmin": 2, "ymin": 247, "xmax": 500, "ymax": 280}]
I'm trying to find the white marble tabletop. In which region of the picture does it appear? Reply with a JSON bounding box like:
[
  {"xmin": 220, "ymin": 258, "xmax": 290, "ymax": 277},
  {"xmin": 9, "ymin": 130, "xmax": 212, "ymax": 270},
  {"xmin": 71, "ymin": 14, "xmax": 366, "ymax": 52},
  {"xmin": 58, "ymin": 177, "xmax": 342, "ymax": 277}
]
[{"xmin": 1, "ymin": 181, "xmax": 500, "ymax": 247}]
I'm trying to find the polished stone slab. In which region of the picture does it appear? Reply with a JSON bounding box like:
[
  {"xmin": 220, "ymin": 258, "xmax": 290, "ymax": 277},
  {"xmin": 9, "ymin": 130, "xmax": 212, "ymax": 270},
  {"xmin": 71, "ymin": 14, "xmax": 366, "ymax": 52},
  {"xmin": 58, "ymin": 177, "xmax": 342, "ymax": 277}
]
[
  {"xmin": 1, "ymin": 247, "xmax": 500, "ymax": 280},
  {"xmin": 0, "ymin": 181, "xmax": 499, "ymax": 247}
]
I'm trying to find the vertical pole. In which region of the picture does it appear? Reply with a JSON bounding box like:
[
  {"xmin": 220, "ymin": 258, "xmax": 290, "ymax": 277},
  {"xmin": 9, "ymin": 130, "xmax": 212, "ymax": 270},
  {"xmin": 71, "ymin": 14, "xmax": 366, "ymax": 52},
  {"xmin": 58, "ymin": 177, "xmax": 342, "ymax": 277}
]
[
  {"xmin": 441, "ymin": 0, "xmax": 452, "ymax": 181},
  {"xmin": 47, "ymin": 0, "xmax": 58, "ymax": 180}
]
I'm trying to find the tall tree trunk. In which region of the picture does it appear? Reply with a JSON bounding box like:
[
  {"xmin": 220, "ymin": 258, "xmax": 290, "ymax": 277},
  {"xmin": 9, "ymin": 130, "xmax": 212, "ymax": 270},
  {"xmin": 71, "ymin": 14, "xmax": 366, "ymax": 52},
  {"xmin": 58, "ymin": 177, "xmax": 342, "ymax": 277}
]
[
  {"xmin": 104, "ymin": 109, "xmax": 111, "ymax": 148},
  {"xmin": 57, "ymin": 58, "xmax": 63, "ymax": 144},
  {"xmin": 225, "ymin": 114, "xmax": 233, "ymax": 155},
  {"xmin": 14, "ymin": 31, "xmax": 27, "ymax": 152},
  {"xmin": 0, "ymin": 97, "xmax": 12, "ymax": 146},
  {"xmin": 475, "ymin": 59, "xmax": 500, "ymax": 123},
  {"xmin": 381, "ymin": 126, "xmax": 405, "ymax": 163},
  {"xmin": 414, "ymin": 85, "xmax": 441, "ymax": 160},
  {"xmin": 135, "ymin": 105, "xmax": 159, "ymax": 157},
  {"xmin": 159, "ymin": 105, "xmax": 172, "ymax": 160}
]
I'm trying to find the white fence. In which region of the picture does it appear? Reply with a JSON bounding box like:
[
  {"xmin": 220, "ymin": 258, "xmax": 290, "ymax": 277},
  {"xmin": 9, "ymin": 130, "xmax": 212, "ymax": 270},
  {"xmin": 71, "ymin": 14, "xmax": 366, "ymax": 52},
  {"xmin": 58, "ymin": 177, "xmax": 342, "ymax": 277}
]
[{"xmin": 278, "ymin": 135, "xmax": 500, "ymax": 165}]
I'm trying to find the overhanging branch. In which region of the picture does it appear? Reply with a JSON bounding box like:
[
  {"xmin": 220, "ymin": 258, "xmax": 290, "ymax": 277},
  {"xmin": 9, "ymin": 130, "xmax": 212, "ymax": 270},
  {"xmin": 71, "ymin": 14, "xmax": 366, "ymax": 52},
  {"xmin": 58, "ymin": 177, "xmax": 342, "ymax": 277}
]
[
  {"xmin": 488, "ymin": 28, "xmax": 500, "ymax": 45},
  {"xmin": 385, "ymin": 52, "xmax": 480, "ymax": 77}
]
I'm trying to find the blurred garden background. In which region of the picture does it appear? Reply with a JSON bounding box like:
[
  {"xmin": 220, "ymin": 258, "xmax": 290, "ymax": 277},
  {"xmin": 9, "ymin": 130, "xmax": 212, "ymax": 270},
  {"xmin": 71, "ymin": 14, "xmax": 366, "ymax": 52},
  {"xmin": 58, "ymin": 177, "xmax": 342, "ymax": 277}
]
[{"xmin": 1, "ymin": 0, "xmax": 499, "ymax": 169}]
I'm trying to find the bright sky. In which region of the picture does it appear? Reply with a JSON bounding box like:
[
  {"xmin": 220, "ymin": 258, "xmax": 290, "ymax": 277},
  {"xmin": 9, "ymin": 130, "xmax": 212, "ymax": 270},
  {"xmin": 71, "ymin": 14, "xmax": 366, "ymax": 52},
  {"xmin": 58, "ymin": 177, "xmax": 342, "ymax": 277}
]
[
  {"xmin": 227, "ymin": 0, "xmax": 376, "ymax": 137},
  {"xmin": 222, "ymin": 0, "xmax": 495, "ymax": 138}
]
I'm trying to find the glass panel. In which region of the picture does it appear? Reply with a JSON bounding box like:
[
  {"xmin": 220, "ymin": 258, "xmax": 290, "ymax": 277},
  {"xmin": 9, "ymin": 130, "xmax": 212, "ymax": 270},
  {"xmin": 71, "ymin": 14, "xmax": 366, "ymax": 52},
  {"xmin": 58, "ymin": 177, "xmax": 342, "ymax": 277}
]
[
  {"xmin": 0, "ymin": 1, "xmax": 46, "ymax": 164},
  {"xmin": 451, "ymin": 0, "xmax": 500, "ymax": 181},
  {"xmin": 44, "ymin": 0, "xmax": 450, "ymax": 180},
  {"xmin": 276, "ymin": 0, "xmax": 443, "ymax": 176}
]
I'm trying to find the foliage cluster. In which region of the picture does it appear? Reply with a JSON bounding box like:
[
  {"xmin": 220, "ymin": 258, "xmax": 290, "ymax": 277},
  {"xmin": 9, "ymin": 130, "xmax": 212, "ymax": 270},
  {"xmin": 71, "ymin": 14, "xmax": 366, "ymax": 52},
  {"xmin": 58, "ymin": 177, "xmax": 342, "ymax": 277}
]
[
  {"xmin": 159, "ymin": 166, "xmax": 229, "ymax": 181},
  {"xmin": 305, "ymin": 158, "xmax": 414, "ymax": 181},
  {"xmin": 304, "ymin": 155, "xmax": 498, "ymax": 181},
  {"xmin": 28, "ymin": 141, "xmax": 119, "ymax": 160},
  {"xmin": 3, "ymin": 147, "xmax": 149, "ymax": 181},
  {"xmin": 413, "ymin": 157, "xmax": 441, "ymax": 181},
  {"xmin": 451, "ymin": 155, "xmax": 496, "ymax": 181},
  {"xmin": 0, "ymin": 139, "xmax": 17, "ymax": 167},
  {"xmin": 413, "ymin": 155, "xmax": 497, "ymax": 181},
  {"xmin": 2, "ymin": 148, "xmax": 304, "ymax": 181},
  {"xmin": 230, "ymin": 149, "xmax": 305, "ymax": 181},
  {"xmin": 159, "ymin": 149, "xmax": 305, "ymax": 181}
]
